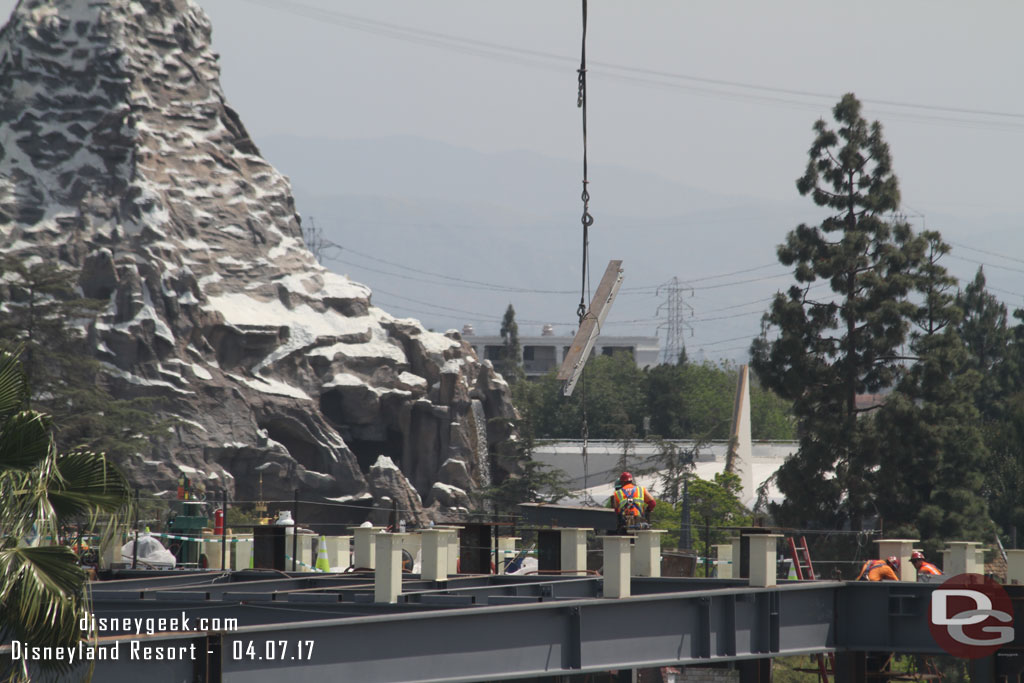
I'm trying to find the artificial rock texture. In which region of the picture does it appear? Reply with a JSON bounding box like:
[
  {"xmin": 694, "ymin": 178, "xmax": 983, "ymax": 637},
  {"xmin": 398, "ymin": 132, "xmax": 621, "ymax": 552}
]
[{"xmin": 0, "ymin": 0, "xmax": 517, "ymax": 525}]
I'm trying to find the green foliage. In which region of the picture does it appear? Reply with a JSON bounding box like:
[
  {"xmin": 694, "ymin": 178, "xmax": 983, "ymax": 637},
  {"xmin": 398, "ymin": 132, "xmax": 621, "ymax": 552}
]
[
  {"xmin": 649, "ymin": 472, "xmax": 751, "ymax": 561},
  {"xmin": 874, "ymin": 234, "xmax": 993, "ymax": 553},
  {"xmin": 499, "ymin": 304, "xmax": 524, "ymax": 386},
  {"xmin": 752, "ymin": 93, "xmax": 923, "ymax": 530},
  {"xmin": 0, "ymin": 257, "xmax": 169, "ymax": 466},
  {"xmin": 0, "ymin": 350, "xmax": 132, "ymax": 680},
  {"xmin": 525, "ymin": 353, "xmax": 649, "ymax": 440},
  {"xmin": 517, "ymin": 355, "xmax": 793, "ymax": 441}
]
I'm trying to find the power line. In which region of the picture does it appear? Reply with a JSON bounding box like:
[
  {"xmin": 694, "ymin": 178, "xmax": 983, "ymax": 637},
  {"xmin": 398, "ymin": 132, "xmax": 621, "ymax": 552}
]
[
  {"xmin": 947, "ymin": 240, "xmax": 1024, "ymax": 268},
  {"xmin": 237, "ymin": 0, "xmax": 1024, "ymax": 131}
]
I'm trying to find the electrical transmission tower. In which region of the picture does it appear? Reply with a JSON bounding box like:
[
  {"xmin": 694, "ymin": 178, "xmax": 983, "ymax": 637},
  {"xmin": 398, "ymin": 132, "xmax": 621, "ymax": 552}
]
[
  {"xmin": 302, "ymin": 216, "xmax": 325, "ymax": 264},
  {"xmin": 656, "ymin": 277, "xmax": 693, "ymax": 364}
]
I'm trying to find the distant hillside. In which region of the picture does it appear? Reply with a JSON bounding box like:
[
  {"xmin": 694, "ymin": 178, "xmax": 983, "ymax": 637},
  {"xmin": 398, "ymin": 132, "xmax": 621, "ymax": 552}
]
[{"xmin": 259, "ymin": 134, "xmax": 1024, "ymax": 361}]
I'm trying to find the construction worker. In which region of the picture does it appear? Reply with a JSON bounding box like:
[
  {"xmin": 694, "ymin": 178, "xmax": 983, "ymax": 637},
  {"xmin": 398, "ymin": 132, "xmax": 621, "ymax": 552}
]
[
  {"xmin": 910, "ymin": 551, "xmax": 942, "ymax": 580},
  {"xmin": 856, "ymin": 556, "xmax": 900, "ymax": 581},
  {"xmin": 611, "ymin": 471, "xmax": 656, "ymax": 533}
]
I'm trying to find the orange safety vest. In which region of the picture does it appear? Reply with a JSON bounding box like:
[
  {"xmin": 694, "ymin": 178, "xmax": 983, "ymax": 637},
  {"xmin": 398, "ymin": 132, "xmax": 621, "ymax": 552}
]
[
  {"xmin": 857, "ymin": 560, "xmax": 898, "ymax": 581},
  {"xmin": 613, "ymin": 484, "xmax": 648, "ymax": 518},
  {"xmin": 916, "ymin": 561, "xmax": 942, "ymax": 576}
]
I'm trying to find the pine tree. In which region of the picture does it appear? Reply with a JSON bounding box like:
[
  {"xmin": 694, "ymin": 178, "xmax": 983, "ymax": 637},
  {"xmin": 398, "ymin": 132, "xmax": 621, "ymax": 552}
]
[
  {"xmin": 956, "ymin": 267, "xmax": 1023, "ymax": 538},
  {"xmin": 499, "ymin": 304, "xmax": 524, "ymax": 386},
  {"xmin": 0, "ymin": 257, "xmax": 166, "ymax": 464},
  {"xmin": 958, "ymin": 267, "xmax": 1010, "ymax": 420},
  {"xmin": 751, "ymin": 93, "xmax": 922, "ymax": 530},
  {"xmin": 873, "ymin": 232, "xmax": 992, "ymax": 554}
]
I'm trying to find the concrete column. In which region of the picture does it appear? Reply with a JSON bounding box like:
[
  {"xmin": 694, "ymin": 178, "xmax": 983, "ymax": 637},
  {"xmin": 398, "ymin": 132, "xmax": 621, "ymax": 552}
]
[
  {"xmin": 748, "ymin": 534, "xmax": 781, "ymax": 588},
  {"xmin": 731, "ymin": 537, "xmax": 742, "ymax": 577},
  {"xmin": 100, "ymin": 535, "xmax": 123, "ymax": 569},
  {"xmin": 631, "ymin": 529, "xmax": 667, "ymax": 577},
  {"xmin": 233, "ymin": 536, "xmax": 252, "ymax": 570},
  {"xmin": 202, "ymin": 533, "xmax": 222, "ymax": 569},
  {"xmin": 326, "ymin": 535, "xmax": 351, "ymax": 571},
  {"xmin": 601, "ymin": 536, "xmax": 632, "ymax": 599},
  {"xmin": 560, "ymin": 528, "xmax": 590, "ymax": 575},
  {"xmin": 433, "ymin": 526, "xmax": 462, "ymax": 573},
  {"xmin": 299, "ymin": 534, "xmax": 316, "ymax": 572},
  {"xmin": 713, "ymin": 543, "xmax": 733, "ymax": 579},
  {"xmin": 444, "ymin": 528, "xmax": 460, "ymax": 573},
  {"xmin": 400, "ymin": 533, "xmax": 422, "ymax": 564},
  {"xmin": 352, "ymin": 526, "xmax": 384, "ymax": 569},
  {"xmin": 375, "ymin": 533, "xmax": 407, "ymax": 604},
  {"xmin": 876, "ymin": 539, "xmax": 918, "ymax": 581},
  {"xmin": 497, "ymin": 536, "xmax": 520, "ymax": 575},
  {"xmin": 946, "ymin": 542, "xmax": 982, "ymax": 575},
  {"xmin": 1006, "ymin": 549, "xmax": 1024, "ymax": 584},
  {"xmin": 420, "ymin": 529, "xmax": 449, "ymax": 582}
]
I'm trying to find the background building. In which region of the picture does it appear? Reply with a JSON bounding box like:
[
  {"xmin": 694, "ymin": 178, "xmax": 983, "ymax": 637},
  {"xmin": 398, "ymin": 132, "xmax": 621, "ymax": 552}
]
[{"xmin": 463, "ymin": 324, "xmax": 660, "ymax": 378}]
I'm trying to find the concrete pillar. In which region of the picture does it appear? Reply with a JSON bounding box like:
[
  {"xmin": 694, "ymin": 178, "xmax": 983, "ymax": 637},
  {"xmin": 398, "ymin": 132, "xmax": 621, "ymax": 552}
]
[
  {"xmin": 876, "ymin": 538, "xmax": 918, "ymax": 581},
  {"xmin": 1006, "ymin": 549, "xmax": 1024, "ymax": 584},
  {"xmin": 202, "ymin": 533, "xmax": 222, "ymax": 569},
  {"xmin": 100, "ymin": 535, "xmax": 123, "ymax": 569},
  {"xmin": 497, "ymin": 536, "xmax": 520, "ymax": 575},
  {"xmin": 326, "ymin": 535, "xmax": 351, "ymax": 571},
  {"xmin": 420, "ymin": 529, "xmax": 449, "ymax": 582},
  {"xmin": 375, "ymin": 533, "xmax": 407, "ymax": 604},
  {"xmin": 434, "ymin": 526, "xmax": 462, "ymax": 573},
  {"xmin": 601, "ymin": 536, "xmax": 632, "ymax": 599},
  {"xmin": 731, "ymin": 537, "xmax": 742, "ymax": 576},
  {"xmin": 631, "ymin": 529, "xmax": 667, "ymax": 577},
  {"xmin": 946, "ymin": 542, "xmax": 982, "ymax": 575},
  {"xmin": 713, "ymin": 543, "xmax": 733, "ymax": 579},
  {"xmin": 400, "ymin": 533, "xmax": 422, "ymax": 564},
  {"xmin": 352, "ymin": 526, "xmax": 385, "ymax": 569},
  {"xmin": 299, "ymin": 533, "xmax": 316, "ymax": 572},
  {"xmin": 234, "ymin": 536, "xmax": 252, "ymax": 570},
  {"xmin": 561, "ymin": 528, "xmax": 590, "ymax": 575},
  {"xmin": 748, "ymin": 534, "xmax": 781, "ymax": 588}
]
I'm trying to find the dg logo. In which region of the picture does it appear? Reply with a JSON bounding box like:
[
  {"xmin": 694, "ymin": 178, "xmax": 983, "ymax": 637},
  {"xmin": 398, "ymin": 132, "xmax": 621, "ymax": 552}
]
[{"xmin": 929, "ymin": 574, "xmax": 1015, "ymax": 659}]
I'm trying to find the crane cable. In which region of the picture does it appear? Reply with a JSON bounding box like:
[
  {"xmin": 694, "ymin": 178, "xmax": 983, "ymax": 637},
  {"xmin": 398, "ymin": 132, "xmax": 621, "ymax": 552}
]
[{"xmin": 576, "ymin": 0, "xmax": 593, "ymax": 500}]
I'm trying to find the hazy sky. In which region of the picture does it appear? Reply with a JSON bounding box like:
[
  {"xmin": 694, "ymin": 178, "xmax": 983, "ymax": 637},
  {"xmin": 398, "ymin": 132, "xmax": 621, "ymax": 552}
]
[
  {"xmin": 194, "ymin": 0, "xmax": 1023, "ymax": 214},
  {"xmin": 4, "ymin": 0, "xmax": 1023, "ymax": 360}
]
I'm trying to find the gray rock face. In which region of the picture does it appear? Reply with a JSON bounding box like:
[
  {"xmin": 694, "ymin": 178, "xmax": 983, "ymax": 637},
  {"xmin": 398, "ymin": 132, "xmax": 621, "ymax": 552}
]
[{"xmin": 0, "ymin": 0, "xmax": 516, "ymax": 524}]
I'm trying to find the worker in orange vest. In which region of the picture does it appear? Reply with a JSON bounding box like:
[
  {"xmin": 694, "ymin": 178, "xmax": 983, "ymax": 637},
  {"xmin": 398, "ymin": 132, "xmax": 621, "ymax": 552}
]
[
  {"xmin": 611, "ymin": 471, "xmax": 656, "ymax": 533},
  {"xmin": 856, "ymin": 556, "xmax": 900, "ymax": 581},
  {"xmin": 910, "ymin": 551, "xmax": 942, "ymax": 580}
]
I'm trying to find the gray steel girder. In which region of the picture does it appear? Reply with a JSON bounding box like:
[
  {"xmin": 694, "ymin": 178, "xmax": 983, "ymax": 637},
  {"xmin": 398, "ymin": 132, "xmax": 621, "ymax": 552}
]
[{"xmin": 51, "ymin": 578, "xmax": 1021, "ymax": 683}]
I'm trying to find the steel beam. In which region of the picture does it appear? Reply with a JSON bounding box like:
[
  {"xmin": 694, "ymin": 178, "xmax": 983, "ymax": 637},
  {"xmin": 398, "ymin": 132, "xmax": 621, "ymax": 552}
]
[{"xmin": 39, "ymin": 574, "xmax": 1024, "ymax": 683}]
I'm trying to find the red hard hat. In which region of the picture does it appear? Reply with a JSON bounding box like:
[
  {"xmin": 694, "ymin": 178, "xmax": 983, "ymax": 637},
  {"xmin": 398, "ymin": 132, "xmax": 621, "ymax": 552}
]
[
  {"xmin": 886, "ymin": 556, "xmax": 900, "ymax": 570},
  {"xmin": 619, "ymin": 471, "xmax": 633, "ymax": 484},
  {"xmin": 911, "ymin": 551, "xmax": 925, "ymax": 561}
]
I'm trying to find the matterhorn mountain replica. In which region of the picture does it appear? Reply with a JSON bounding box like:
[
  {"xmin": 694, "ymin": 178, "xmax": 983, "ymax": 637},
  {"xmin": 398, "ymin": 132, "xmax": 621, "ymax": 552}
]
[{"xmin": 0, "ymin": 0, "xmax": 517, "ymax": 524}]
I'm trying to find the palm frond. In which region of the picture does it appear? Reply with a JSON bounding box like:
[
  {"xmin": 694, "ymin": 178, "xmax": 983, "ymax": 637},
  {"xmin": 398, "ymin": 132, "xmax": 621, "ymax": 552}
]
[
  {"xmin": 0, "ymin": 349, "xmax": 28, "ymax": 421},
  {"xmin": 49, "ymin": 450, "xmax": 133, "ymax": 522},
  {"xmin": 0, "ymin": 546, "xmax": 88, "ymax": 648},
  {"xmin": 0, "ymin": 410, "xmax": 56, "ymax": 472}
]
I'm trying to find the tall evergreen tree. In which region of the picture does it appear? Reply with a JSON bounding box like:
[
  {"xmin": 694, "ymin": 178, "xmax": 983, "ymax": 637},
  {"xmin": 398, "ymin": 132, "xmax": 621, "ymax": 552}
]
[
  {"xmin": 498, "ymin": 304, "xmax": 524, "ymax": 386},
  {"xmin": 751, "ymin": 93, "xmax": 922, "ymax": 529},
  {"xmin": 956, "ymin": 268, "xmax": 1023, "ymax": 538},
  {"xmin": 874, "ymin": 232, "xmax": 992, "ymax": 553},
  {"xmin": 0, "ymin": 257, "xmax": 166, "ymax": 465},
  {"xmin": 958, "ymin": 267, "xmax": 1011, "ymax": 420}
]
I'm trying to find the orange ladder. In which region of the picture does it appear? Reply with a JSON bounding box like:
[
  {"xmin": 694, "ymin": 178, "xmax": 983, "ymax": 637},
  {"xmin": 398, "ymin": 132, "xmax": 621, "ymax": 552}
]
[{"xmin": 787, "ymin": 536, "xmax": 816, "ymax": 580}]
